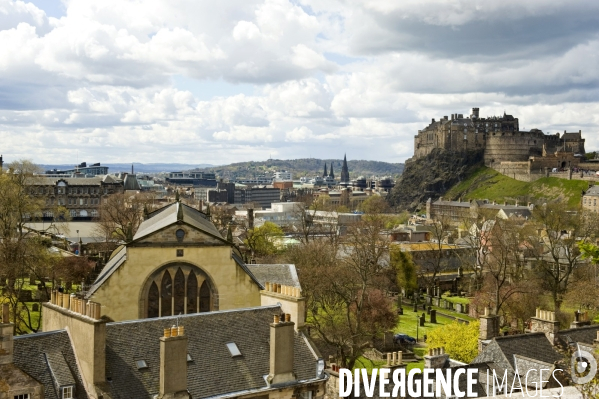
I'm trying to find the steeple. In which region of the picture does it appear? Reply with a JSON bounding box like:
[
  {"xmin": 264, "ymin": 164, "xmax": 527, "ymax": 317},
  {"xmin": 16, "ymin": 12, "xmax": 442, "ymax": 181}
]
[
  {"xmin": 329, "ymin": 162, "xmax": 334, "ymax": 179},
  {"xmin": 340, "ymin": 154, "xmax": 350, "ymax": 184},
  {"xmin": 323, "ymin": 163, "xmax": 328, "ymax": 178}
]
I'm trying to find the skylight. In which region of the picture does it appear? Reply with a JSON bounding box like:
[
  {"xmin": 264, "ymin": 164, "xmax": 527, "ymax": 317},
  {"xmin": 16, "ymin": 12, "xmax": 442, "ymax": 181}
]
[
  {"xmin": 226, "ymin": 342, "xmax": 242, "ymax": 357},
  {"xmin": 136, "ymin": 360, "xmax": 148, "ymax": 369}
]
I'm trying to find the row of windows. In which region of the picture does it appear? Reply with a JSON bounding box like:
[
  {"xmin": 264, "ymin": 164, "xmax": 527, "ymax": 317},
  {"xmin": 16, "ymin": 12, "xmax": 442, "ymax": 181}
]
[
  {"xmin": 45, "ymin": 197, "xmax": 102, "ymax": 206},
  {"xmin": 583, "ymin": 197, "xmax": 597, "ymax": 206},
  {"xmin": 31, "ymin": 187, "xmax": 108, "ymax": 195}
]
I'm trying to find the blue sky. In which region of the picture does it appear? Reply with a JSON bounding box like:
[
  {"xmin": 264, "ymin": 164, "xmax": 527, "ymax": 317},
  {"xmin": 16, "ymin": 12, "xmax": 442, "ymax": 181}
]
[{"xmin": 1, "ymin": 0, "xmax": 599, "ymax": 165}]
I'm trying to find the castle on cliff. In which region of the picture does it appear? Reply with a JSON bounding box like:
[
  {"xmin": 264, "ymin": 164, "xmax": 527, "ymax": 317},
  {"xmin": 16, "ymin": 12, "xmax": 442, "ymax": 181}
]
[{"xmin": 412, "ymin": 108, "xmax": 587, "ymax": 181}]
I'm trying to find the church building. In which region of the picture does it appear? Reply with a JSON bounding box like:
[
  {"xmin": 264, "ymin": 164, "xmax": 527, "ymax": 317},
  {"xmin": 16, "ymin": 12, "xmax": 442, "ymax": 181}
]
[{"xmin": 84, "ymin": 201, "xmax": 284, "ymax": 322}]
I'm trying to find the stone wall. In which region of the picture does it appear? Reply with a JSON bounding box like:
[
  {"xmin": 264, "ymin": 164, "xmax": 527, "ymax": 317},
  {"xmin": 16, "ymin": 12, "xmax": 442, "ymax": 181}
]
[{"xmin": 485, "ymin": 134, "xmax": 544, "ymax": 165}]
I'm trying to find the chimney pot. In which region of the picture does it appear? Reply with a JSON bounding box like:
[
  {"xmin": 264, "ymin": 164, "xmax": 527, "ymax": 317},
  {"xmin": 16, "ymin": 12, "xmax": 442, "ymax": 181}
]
[
  {"xmin": 178, "ymin": 326, "xmax": 185, "ymax": 336},
  {"xmin": 164, "ymin": 328, "xmax": 171, "ymax": 338},
  {"xmin": 285, "ymin": 313, "xmax": 291, "ymax": 322},
  {"xmin": 171, "ymin": 326, "xmax": 178, "ymax": 337},
  {"xmin": 397, "ymin": 351, "xmax": 402, "ymax": 364},
  {"xmin": 392, "ymin": 352, "xmax": 397, "ymax": 365},
  {"xmin": 386, "ymin": 353, "xmax": 391, "ymax": 366},
  {"xmin": 1, "ymin": 303, "xmax": 8, "ymax": 323},
  {"xmin": 273, "ymin": 315, "xmax": 280, "ymax": 324}
]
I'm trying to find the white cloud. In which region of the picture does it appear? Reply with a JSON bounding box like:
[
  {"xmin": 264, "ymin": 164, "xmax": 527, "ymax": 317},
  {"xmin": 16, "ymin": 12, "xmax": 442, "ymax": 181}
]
[{"xmin": 0, "ymin": 0, "xmax": 598, "ymax": 165}]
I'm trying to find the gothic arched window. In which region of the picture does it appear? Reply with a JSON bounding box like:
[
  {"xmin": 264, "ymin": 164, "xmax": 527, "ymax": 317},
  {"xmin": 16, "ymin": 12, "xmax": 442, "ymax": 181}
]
[
  {"xmin": 199, "ymin": 281, "xmax": 211, "ymax": 313},
  {"xmin": 187, "ymin": 271, "xmax": 198, "ymax": 314},
  {"xmin": 148, "ymin": 281, "xmax": 159, "ymax": 318},
  {"xmin": 174, "ymin": 268, "xmax": 185, "ymax": 315},
  {"xmin": 161, "ymin": 272, "xmax": 173, "ymax": 317},
  {"xmin": 142, "ymin": 263, "xmax": 217, "ymax": 318}
]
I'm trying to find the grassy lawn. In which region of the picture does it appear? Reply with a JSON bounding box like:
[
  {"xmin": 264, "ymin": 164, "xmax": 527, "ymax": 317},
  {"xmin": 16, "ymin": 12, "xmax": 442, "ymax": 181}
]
[
  {"xmin": 441, "ymin": 295, "xmax": 470, "ymax": 305},
  {"xmin": 444, "ymin": 166, "xmax": 588, "ymax": 208},
  {"xmin": 354, "ymin": 356, "xmax": 387, "ymax": 374}
]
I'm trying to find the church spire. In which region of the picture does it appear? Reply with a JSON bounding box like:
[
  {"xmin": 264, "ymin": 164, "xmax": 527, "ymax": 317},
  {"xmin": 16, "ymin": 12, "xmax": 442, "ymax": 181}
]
[
  {"xmin": 340, "ymin": 154, "xmax": 350, "ymax": 184},
  {"xmin": 323, "ymin": 163, "xmax": 328, "ymax": 177},
  {"xmin": 329, "ymin": 162, "xmax": 334, "ymax": 179}
]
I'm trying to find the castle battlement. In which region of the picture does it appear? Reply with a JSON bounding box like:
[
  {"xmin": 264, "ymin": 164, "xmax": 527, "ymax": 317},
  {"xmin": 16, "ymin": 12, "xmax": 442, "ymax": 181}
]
[{"xmin": 413, "ymin": 108, "xmax": 585, "ymax": 169}]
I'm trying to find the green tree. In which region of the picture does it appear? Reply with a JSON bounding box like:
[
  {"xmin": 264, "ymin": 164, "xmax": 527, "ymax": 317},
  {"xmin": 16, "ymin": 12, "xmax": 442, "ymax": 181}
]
[
  {"xmin": 390, "ymin": 246, "xmax": 418, "ymax": 296},
  {"xmin": 244, "ymin": 221, "xmax": 284, "ymax": 257},
  {"xmin": 427, "ymin": 320, "xmax": 480, "ymax": 363}
]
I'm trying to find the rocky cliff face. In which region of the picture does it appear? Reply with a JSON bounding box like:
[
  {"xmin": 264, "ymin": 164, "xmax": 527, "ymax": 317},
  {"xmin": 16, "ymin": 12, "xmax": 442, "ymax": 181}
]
[{"xmin": 387, "ymin": 149, "xmax": 484, "ymax": 211}]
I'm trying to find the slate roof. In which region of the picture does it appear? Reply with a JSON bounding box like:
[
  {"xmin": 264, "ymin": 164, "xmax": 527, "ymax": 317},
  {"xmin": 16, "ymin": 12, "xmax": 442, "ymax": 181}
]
[
  {"xmin": 473, "ymin": 333, "xmax": 562, "ymax": 374},
  {"xmin": 123, "ymin": 174, "xmax": 141, "ymax": 191},
  {"xmin": 86, "ymin": 245, "xmax": 127, "ymax": 298},
  {"xmin": 246, "ymin": 264, "xmax": 302, "ymax": 289},
  {"xmin": 103, "ymin": 305, "xmax": 322, "ymax": 398},
  {"xmin": 133, "ymin": 202, "xmax": 223, "ymax": 242},
  {"xmin": 13, "ymin": 330, "xmax": 88, "ymax": 399},
  {"xmin": 585, "ymin": 185, "xmax": 599, "ymax": 196},
  {"xmin": 557, "ymin": 325, "xmax": 599, "ymax": 346}
]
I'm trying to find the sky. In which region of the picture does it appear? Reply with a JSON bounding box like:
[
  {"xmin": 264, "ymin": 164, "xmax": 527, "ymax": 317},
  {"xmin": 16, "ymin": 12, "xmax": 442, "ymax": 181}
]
[{"xmin": 2, "ymin": 0, "xmax": 599, "ymax": 166}]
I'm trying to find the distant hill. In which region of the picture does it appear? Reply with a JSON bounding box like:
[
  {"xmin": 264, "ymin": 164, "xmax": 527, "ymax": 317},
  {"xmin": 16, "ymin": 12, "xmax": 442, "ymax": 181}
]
[
  {"xmin": 39, "ymin": 163, "xmax": 213, "ymax": 174},
  {"xmin": 193, "ymin": 158, "xmax": 404, "ymax": 180}
]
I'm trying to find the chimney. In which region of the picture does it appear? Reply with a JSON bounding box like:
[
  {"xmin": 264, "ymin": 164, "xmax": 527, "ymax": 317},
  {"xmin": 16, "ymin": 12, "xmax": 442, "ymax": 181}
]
[
  {"xmin": 478, "ymin": 307, "xmax": 500, "ymax": 352},
  {"xmin": 2, "ymin": 303, "xmax": 8, "ymax": 323},
  {"xmin": 248, "ymin": 208, "xmax": 254, "ymax": 230},
  {"xmin": 530, "ymin": 309, "xmax": 560, "ymax": 345},
  {"xmin": 267, "ymin": 313, "xmax": 296, "ymax": 385},
  {"xmin": 424, "ymin": 347, "xmax": 449, "ymax": 369},
  {"xmin": 0, "ymin": 322, "xmax": 14, "ymax": 365},
  {"xmin": 570, "ymin": 311, "xmax": 591, "ymax": 329},
  {"xmin": 159, "ymin": 325, "xmax": 189, "ymax": 398}
]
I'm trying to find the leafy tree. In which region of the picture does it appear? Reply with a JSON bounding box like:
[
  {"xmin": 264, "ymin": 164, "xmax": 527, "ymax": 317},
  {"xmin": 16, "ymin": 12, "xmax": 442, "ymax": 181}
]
[
  {"xmin": 390, "ymin": 246, "xmax": 418, "ymax": 296},
  {"xmin": 244, "ymin": 222, "xmax": 284, "ymax": 258},
  {"xmin": 427, "ymin": 320, "xmax": 480, "ymax": 363},
  {"xmin": 359, "ymin": 195, "xmax": 390, "ymax": 214}
]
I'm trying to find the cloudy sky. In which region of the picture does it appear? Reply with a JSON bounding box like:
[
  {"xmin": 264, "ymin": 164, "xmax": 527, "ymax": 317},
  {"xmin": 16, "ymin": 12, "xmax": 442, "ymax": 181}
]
[{"xmin": 2, "ymin": 0, "xmax": 599, "ymax": 166}]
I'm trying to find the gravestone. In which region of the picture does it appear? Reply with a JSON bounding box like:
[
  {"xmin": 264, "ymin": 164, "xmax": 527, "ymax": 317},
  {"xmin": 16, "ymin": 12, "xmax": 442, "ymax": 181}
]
[
  {"xmin": 430, "ymin": 309, "xmax": 437, "ymax": 323},
  {"xmin": 32, "ymin": 303, "xmax": 39, "ymax": 312},
  {"xmin": 427, "ymin": 306, "xmax": 431, "ymax": 315},
  {"xmin": 419, "ymin": 314, "xmax": 425, "ymax": 327},
  {"xmin": 456, "ymin": 303, "xmax": 463, "ymax": 313},
  {"xmin": 413, "ymin": 303, "xmax": 418, "ymax": 312}
]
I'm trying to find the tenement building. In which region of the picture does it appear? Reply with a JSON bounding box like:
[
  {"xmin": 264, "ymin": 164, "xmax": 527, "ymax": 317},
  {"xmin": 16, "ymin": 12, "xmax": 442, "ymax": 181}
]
[{"xmin": 26, "ymin": 174, "xmax": 128, "ymax": 219}]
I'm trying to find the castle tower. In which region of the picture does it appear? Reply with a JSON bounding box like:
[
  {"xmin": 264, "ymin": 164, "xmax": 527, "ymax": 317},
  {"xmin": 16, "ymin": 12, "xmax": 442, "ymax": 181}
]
[
  {"xmin": 329, "ymin": 163, "xmax": 334, "ymax": 179},
  {"xmin": 323, "ymin": 163, "xmax": 328, "ymax": 178},
  {"xmin": 340, "ymin": 155, "xmax": 350, "ymax": 184}
]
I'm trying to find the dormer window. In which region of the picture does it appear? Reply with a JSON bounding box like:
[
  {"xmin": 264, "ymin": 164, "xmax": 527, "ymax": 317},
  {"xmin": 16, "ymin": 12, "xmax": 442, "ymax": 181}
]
[{"xmin": 62, "ymin": 386, "xmax": 74, "ymax": 399}]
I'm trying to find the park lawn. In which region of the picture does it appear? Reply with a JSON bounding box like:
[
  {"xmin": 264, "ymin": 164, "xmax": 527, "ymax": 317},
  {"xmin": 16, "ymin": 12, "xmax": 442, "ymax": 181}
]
[
  {"xmin": 393, "ymin": 309, "xmax": 457, "ymax": 340},
  {"xmin": 430, "ymin": 305, "xmax": 476, "ymax": 322},
  {"xmin": 354, "ymin": 356, "xmax": 387, "ymax": 374},
  {"xmin": 441, "ymin": 295, "xmax": 470, "ymax": 305}
]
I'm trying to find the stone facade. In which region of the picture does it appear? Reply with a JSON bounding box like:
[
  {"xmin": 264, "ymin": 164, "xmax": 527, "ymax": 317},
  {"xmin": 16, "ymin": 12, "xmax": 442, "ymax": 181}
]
[{"xmin": 412, "ymin": 108, "xmax": 586, "ymax": 179}]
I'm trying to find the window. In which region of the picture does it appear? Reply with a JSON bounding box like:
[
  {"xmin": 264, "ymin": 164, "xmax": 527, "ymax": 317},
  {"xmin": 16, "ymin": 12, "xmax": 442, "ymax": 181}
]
[
  {"xmin": 14, "ymin": 395, "xmax": 30, "ymax": 399},
  {"xmin": 135, "ymin": 359, "xmax": 148, "ymax": 369},
  {"xmin": 226, "ymin": 342, "xmax": 242, "ymax": 357},
  {"xmin": 300, "ymin": 391, "xmax": 313, "ymax": 399},
  {"xmin": 176, "ymin": 249, "xmax": 184, "ymax": 257},
  {"xmin": 62, "ymin": 386, "xmax": 74, "ymax": 399}
]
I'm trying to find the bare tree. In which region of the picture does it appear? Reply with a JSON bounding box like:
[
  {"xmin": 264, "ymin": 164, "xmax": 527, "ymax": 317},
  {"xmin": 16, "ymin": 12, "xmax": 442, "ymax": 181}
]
[
  {"xmin": 525, "ymin": 203, "xmax": 597, "ymax": 311},
  {"xmin": 96, "ymin": 192, "xmax": 154, "ymax": 242},
  {"xmin": 289, "ymin": 214, "xmax": 397, "ymax": 369}
]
